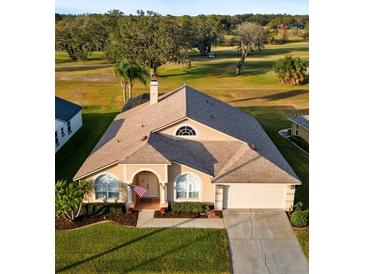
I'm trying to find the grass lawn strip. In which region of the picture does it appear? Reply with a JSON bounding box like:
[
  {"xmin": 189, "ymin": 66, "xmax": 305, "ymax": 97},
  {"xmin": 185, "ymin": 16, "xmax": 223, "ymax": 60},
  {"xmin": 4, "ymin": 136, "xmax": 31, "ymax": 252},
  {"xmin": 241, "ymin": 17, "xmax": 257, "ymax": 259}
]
[{"xmin": 56, "ymin": 223, "xmax": 232, "ymax": 274}]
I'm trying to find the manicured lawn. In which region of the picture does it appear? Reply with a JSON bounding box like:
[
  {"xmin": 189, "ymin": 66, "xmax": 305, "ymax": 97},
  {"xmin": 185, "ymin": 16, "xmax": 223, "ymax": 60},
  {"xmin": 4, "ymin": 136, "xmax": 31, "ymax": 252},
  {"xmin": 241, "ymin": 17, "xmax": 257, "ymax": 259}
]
[
  {"xmin": 56, "ymin": 224, "xmax": 232, "ymax": 274},
  {"xmin": 55, "ymin": 41, "xmax": 309, "ymax": 255},
  {"xmin": 294, "ymin": 229, "xmax": 309, "ymax": 259}
]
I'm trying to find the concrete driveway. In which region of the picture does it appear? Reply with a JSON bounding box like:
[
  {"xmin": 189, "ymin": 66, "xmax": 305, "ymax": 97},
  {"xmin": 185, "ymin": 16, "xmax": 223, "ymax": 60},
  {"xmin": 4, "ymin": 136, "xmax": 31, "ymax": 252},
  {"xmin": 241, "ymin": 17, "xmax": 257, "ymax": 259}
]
[{"xmin": 223, "ymin": 209, "xmax": 308, "ymax": 274}]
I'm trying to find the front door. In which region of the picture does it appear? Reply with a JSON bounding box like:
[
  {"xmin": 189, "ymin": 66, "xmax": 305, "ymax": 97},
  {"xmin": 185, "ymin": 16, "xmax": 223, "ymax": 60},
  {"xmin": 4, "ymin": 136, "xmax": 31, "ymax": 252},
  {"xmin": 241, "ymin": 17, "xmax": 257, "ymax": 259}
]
[{"xmin": 138, "ymin": 174, "xmax": 159, "ymax": 198}]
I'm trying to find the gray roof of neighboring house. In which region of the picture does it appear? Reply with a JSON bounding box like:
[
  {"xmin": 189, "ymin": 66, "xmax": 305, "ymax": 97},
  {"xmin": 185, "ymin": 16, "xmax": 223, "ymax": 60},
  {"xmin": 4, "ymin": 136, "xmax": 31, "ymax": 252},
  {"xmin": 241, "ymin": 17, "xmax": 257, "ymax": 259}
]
[
  {"xmin": 74, "ymin": 85, "xmax": 300, "ymax": 184},
  {"xmin": 288, "ymin": 115, "xmax": 309, "ymax": 130},
  {"xmin": 55, "ymin": 96, "xmax": 82, "ymax": 121}
]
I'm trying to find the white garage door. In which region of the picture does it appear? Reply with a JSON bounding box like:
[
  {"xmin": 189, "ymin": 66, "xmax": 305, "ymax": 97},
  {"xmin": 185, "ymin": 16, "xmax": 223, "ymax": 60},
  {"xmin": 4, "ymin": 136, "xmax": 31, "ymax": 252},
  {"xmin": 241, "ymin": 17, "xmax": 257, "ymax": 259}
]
[{"xmin": 223, "ymin": 184, "xmax": 286, "ymax": 209}]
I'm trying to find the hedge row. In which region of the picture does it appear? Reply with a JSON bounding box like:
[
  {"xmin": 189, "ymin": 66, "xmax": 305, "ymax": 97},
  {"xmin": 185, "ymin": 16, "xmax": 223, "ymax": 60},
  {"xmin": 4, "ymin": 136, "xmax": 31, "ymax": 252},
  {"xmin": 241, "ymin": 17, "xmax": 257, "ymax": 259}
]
[
  {"xmin": 80, "ymin": 203, "xmax": 125, "ymax": 217},
  {"xmin": 289, "ymin": 135, "xmax": 309, "ymax": 153},
  {"xmin": 171, "ymin": 202, "xmax": 210, "ymax": 213}
]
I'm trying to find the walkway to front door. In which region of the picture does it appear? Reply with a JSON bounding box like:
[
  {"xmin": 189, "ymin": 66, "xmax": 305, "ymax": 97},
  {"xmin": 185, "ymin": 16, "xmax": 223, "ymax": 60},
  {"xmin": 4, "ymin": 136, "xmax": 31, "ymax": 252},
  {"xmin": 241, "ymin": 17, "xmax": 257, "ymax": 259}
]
[{"xmin": 135, "ymin": 198, "xmax": 160, "ymax": 211}]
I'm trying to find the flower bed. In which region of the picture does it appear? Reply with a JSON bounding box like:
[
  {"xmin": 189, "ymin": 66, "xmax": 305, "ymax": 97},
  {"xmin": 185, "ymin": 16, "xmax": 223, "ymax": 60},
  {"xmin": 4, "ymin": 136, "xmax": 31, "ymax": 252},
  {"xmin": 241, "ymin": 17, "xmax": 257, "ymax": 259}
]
[
  {"xmin": 154, "ymin": 210, "xmax": 223, "ymax": 218},
  {"xmin": 56, "ymin": 203, "xmax": 139, "ymax": 230}
]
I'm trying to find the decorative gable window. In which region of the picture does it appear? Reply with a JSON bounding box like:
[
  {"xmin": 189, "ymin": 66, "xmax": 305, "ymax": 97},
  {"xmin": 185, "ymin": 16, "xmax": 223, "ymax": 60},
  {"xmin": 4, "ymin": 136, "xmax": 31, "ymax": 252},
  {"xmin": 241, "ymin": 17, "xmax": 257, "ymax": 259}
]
[
  {"xmin": 175, "ymin": 126, "xmax": 196, "ymax": 136},
  {"xmin": 94, "ymin": 174, "xmax": 120, "ymax": 199},
  {"xmin": 67, "ymin": 121, "xmax": 72, "ymax": 134},
  {"xmin": 175, "ymin": 173, "xmax": 201, "ymax": 200}
]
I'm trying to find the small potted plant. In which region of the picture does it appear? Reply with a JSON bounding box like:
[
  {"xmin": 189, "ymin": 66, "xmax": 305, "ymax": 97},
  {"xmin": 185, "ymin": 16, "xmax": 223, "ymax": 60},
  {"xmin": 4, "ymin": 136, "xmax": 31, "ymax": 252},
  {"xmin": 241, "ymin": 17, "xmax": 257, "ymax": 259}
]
[{"xmin": 159, "ymin": 207, "xmax": 168, "ymax": 213}]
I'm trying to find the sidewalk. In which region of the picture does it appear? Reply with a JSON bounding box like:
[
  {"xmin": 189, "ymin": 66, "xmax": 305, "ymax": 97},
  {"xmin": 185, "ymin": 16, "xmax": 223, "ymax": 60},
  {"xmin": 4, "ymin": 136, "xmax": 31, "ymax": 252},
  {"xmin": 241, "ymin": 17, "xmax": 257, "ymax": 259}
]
[{"xmin": 136, "ymin": 210, "xmax": 224, "ymax": 228}]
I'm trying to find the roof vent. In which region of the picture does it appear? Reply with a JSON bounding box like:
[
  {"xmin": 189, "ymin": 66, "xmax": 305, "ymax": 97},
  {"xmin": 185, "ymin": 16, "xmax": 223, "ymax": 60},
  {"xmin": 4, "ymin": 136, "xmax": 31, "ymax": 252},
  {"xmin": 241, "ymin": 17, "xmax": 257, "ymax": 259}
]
[
  {"xmin": 211, "ymin": 115, "xmax": 214, "ymax": 119},
  {"xmin": 141, "ymin": 135, "xmax": 148, "ymax": 141},
  {"xmin": 249, "ymin": 143, "xmax": 257, "ymax": 150}
]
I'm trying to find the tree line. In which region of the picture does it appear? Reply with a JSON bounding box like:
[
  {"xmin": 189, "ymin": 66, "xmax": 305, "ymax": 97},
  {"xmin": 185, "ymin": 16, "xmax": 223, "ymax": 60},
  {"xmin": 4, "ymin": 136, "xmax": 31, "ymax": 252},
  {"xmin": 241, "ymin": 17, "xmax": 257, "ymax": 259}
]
[
  {"xmin": 56, "ymin": 10, "xmax": 308, "ymax": 65},
  {"xmin": 56, "ymin": 10, "xmax": 308, "ymax": 100}
]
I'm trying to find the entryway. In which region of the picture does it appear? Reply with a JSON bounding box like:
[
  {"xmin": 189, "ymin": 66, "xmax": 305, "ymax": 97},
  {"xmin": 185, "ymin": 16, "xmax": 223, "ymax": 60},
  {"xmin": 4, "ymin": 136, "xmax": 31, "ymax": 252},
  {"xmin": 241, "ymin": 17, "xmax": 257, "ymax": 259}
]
[
  {"xmin": 138, "ymin": 172, "xmax": 159, "ymax": 197},
  {"xmin": 135, "ymin": 198, "xmax": 160, "ymax": 210},
  {"xmin": 133, "ymin": 171, "xmax": 160, "ymax": 210}
]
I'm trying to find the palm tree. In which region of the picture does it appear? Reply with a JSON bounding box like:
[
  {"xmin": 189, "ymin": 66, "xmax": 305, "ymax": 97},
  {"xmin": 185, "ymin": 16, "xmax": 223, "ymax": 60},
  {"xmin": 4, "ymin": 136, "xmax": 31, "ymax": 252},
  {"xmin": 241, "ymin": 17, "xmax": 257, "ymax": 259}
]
[
  {"xmin": 114, "ymin": 61, "xmax": 128, "ymax": 104},
  {"xmin": 114, "ymin": 59, "xmax": 148, "ymax": 103},
  {"xmin": 126, "ymin": 62, "xmax": 148, "ymax": 99}
]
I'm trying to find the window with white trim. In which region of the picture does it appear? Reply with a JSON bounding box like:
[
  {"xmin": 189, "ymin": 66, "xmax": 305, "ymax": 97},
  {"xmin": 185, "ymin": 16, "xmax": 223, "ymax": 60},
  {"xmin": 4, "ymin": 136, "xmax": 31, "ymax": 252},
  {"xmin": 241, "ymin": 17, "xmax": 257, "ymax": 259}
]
[
  {"xmin": 94, "ymin": 174, "xmax": 120, "ymax": 199},
  {"xmin": 67, "ymin": 121, "xmax": 72, "ymax": 134},
  {"xmin": 175, "ymin": 173, "xmax": 200, "ymax": 200},
  {"xmin": 61, "ymin": 127, "xmax": 65, "ymax": 137},
  {"xmin": 175, "ymin": 126, "xmax": 196, "ymax": 136}
]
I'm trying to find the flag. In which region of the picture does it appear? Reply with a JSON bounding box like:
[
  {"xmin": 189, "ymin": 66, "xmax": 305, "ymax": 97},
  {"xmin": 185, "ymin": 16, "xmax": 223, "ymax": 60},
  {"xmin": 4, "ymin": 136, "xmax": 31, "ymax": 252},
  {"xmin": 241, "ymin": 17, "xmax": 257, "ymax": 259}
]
[{"xmin": 129, "ymin": 184, "xmax": 147, "ymax": 198}]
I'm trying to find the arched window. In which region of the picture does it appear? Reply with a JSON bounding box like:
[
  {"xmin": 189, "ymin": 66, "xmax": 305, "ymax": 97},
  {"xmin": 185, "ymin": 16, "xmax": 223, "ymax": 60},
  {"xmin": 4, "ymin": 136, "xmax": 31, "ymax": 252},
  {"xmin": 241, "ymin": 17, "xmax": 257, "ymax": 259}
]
[
  {"xmin": 175, "ymin": 173, "xmax": 200, "ymax": 200},
  {"xmin": 94, "ymin": 174, "xmax": 120, "ymax": 199},
  {"xmin": 176, "ymin": 126, "xmax": 196, "ymax": 136}
]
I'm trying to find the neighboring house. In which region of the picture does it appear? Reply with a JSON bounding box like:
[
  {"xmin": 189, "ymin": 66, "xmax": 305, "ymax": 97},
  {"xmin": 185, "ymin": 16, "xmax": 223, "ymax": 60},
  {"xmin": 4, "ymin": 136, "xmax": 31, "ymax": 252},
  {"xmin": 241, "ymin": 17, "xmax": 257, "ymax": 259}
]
[
  {"xmin": 288, "ymin": 115, "xmax": 309, "ymax": 143},
  {"xmin": 74, "ymin": 80, "xmax": 301, "ymax": 211},
  {"xmin": 55, "ymin": 96, "xmax": 83, "ymax": 152}
]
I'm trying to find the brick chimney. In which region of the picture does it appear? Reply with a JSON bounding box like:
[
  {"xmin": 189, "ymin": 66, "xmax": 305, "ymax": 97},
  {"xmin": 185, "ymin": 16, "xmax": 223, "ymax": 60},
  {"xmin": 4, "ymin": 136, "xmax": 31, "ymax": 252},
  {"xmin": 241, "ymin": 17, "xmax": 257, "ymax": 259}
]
[{"xmin": 150, "ymin": 78, "xmax": 158, "ymax": 105}]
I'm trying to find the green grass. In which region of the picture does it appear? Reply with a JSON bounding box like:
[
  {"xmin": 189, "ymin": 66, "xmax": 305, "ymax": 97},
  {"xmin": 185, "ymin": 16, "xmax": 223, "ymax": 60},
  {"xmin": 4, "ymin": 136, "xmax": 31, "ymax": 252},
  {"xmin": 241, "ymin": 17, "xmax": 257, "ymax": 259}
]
[
  {"xmin": 56, "ymin": 224, "xmax": 232, "ymax": 274},
  {"xmin": 56, "ymin": 41, "xmax": 309, "ymax": 257},
  {"xmin": 56, "ymin": 51, "xmax": 106, "ymax": 65},
  {"xmin": 56, "ymin": 42, "xmax": 309, "ymax": 206},
  {"xmin": 294, "ymin": 229, "xmax": 309, "ymax": 259}
]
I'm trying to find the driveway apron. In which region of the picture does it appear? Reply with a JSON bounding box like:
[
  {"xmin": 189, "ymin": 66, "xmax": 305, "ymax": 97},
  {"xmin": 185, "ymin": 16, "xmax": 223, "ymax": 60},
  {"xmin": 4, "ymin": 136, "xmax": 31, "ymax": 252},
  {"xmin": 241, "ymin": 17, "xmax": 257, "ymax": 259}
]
[{"xmin": 223, "ymin": 209, "xmax": 308, "ymax": 274}]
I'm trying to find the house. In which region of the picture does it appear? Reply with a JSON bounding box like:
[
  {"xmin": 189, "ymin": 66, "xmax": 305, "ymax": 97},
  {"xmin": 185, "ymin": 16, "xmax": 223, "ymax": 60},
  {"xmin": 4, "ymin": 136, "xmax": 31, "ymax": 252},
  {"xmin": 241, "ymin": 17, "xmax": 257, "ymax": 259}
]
[
  {"xmin": 288, "ymin": 115, "xmax": 309, "ymax": 143},
  {"xmin": 74, "ymin": 80, "xmax": 301, "ymax": 211},
  {"xmin": 55, "ymin": 96, "xmax": 83, "ymax": 152}
]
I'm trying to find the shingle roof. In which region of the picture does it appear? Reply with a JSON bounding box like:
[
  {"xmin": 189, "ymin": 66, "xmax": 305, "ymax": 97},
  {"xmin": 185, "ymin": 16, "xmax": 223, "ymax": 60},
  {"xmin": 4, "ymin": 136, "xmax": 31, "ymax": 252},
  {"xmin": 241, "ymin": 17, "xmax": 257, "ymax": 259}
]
[
  {"xmin": 121, "ymin": 93, "xmax": 150, "ymax": 112},
  {"xmin": 55, "ymin": 96, "xmax": 82, "ymax": 121},
  {"xmin": 288, "ymin": 115, "xmax": 309, "ymax": 130},
  {"xmin": 74, "ymin": 85, "xmax": 300, "ymax": 184}
]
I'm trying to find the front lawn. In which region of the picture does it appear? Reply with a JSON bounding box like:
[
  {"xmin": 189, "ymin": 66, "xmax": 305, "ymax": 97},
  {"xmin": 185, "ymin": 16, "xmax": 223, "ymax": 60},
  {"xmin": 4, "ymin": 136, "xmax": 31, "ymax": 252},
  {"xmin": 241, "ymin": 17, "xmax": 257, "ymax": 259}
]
[
  {"xmin": 56, "ymin": 224, "xmax": 232, "ymax": 273},
  {"xmin": 293, "ymin": 229, "xmax": 309, "ymax": 259}
]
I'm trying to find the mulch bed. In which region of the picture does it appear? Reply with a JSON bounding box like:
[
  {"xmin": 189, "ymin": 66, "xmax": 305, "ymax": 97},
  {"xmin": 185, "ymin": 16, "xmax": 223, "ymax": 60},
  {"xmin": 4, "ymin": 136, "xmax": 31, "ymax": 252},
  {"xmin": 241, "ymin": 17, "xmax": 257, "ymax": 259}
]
[
  {"xmin": 154, "ymin": 210, "xmax": 223, "ymax": 219},
  {"xmin": 56, "ymin": 211, "xmax": 139, "ymax": 230}
]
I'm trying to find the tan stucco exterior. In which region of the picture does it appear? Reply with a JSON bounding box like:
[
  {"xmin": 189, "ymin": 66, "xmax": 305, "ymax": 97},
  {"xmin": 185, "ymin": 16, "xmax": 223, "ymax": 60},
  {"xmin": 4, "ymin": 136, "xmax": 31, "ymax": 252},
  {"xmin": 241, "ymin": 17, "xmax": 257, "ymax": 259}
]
[
  {"xmin": 158, "ymin": 118, "xmax": 236, "ymax": 141},
  {"xmin": 82, "ymin": 163, "xmax": 168, "ymax": 204},
  {"xmin": 167, "ymin": 162, "xmax": 215, "ymax": 203},
  {"xmin": 81, "ymin": 161, "xmax": 295, "ymax": 210},
  {"xmin": 291, "ymin": 122, "xmax": 309, "ymax": 143}
]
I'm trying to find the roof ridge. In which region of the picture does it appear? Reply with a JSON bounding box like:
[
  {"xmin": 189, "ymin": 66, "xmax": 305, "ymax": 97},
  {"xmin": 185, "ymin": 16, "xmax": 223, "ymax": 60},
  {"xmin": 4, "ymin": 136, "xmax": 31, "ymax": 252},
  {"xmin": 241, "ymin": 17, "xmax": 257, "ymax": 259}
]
[
  {"xmin": 158, "ymin": 84, "xmax": 186, "ymax": 101},
  {"xmin": 213, "ymin": 143, "xmax": 248, "ymax": 179},
  {"xmin": 120, "ymin": 138, "xmax": 171, "ymax": 164},
  {"xmin": 213, "ymin": 148, "xmax": 300, "ymax": 183}
]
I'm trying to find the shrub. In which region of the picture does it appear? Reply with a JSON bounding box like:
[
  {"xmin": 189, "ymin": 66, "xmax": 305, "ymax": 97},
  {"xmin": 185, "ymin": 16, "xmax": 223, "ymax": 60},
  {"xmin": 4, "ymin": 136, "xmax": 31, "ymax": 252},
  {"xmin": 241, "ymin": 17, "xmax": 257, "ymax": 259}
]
[
  {"xmin": 290, "ymin": 210, "xmax": 309, "ymax": 227},
  {"xmin": 171, "ymin": 202, "xmax": 210, "ymax": 213},
  {"xmin": 55, "ymin": 180, "xmax": 91, "ymax": 221},
  {"xmin": 289, "ymin": 136, "xmax": 309, "ymax": 153},
  {"xmin": 268, "ymin": 37, "xmax": 286, "ymax": 44},
  {"xmin": 274, "ymin": 55, "xmax": 308, "ymax": 85},
  {"xmin": 80, "ymin": 203, "xmax": 125, "ymax": 217}
]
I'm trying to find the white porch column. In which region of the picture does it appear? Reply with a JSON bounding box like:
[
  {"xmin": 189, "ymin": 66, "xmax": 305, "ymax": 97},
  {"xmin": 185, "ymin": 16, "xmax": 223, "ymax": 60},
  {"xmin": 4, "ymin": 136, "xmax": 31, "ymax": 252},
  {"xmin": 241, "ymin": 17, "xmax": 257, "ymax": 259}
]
[
  {"xmin": 126, "ymin": 183, "xmax": 135, "ymax": 209},
  {"xmin": 215, "ymin": 185, "xmax": 224, "ymax": 210},
  {"xmin": 160, "ymin": 182, "xmax": 168, "ymax": 207}
]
